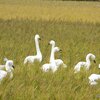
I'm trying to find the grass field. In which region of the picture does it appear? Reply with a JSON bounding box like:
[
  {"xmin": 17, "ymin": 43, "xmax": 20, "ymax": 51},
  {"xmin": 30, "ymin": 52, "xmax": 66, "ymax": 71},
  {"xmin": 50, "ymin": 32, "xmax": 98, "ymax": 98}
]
[
  {"xmin": 0, "ymin": 0, "xmax": 100, "ymax": 100},
  {"xmin": 0, "ymin": 0, "xmax": 100, "ymax": 23},
  {"xmin": 0, "ymin": 19, "xmax": 100, "ymax": 100}
]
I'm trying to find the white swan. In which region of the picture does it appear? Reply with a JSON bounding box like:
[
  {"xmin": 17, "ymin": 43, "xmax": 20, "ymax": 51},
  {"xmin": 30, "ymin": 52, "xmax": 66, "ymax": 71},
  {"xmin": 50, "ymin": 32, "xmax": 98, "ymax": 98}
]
[
  {"xmin": 0, "ymin": 58, "xmax": 15, "ymax": 83},
  {"xmin": 74, "ymin": 53, "xmax": 96, "ymax": 73},
  {"xmin": 24, "ymin": 34, "xmax": 42, "ymax": 64},
  {"xmin": 49, "ymin": 40, "xmax": 67, "ymax": 68},
  {"xmin": 0, "ymin": 58, "xmax": 14, "ymax": 71},
  {"xmin": 42, "ymin": 47, "xmax": 60, "ymax": 72},
  {"xmin": 89, "ymin": 74, "xmax": 100, "ymax": 85}
]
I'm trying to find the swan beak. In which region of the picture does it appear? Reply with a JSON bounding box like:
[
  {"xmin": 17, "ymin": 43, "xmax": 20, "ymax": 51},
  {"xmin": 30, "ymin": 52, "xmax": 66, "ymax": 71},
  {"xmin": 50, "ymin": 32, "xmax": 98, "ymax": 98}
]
[
  {"xmin": 48, "ymin": 43, "xmax": 50, "ymax": 45},
  {"xmin": 94, "ymin": 60, "xmax": 96, "ymax": 63},
  {"xmin": 12, "ymin": 65, "xmax": 15, "ymax": 68}
]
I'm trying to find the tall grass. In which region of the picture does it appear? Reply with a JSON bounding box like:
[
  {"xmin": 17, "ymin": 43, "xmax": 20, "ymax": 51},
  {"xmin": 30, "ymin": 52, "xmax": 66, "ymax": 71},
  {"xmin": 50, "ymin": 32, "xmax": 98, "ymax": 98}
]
[
  {"xmin": 0, "ymin": 1, "xmax": 100, "ymax": 23},
  {"xmin": 0, "ymin": 19, "xmax": 100, "ymax": 100}
]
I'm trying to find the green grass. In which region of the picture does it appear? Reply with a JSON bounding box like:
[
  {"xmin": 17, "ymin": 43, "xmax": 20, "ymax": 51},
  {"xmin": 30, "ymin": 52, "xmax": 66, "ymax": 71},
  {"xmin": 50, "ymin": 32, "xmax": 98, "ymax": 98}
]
[{"xmin": 0, "ymin": 19, "xmax": 100, "ymax": 100}]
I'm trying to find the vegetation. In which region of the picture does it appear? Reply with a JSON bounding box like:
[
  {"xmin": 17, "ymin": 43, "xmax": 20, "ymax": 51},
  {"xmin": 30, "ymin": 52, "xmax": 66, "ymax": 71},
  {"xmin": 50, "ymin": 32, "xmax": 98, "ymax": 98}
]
[
  {"xmin": 0, "ymin": 19, "xmax": 100, "ymax": 100},
  {"xmin": 0, "ymin": 0, "xmax": 100, "ymax": 100},
  {"xmin": 0, "ymin": 1, "xmax": 100, "ymax": 23}
]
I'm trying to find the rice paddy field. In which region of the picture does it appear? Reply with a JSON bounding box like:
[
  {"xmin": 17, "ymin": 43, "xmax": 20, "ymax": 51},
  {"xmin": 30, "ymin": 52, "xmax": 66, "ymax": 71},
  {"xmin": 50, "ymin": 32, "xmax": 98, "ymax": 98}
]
[{"xmin": 0, "ymin": 0, "xmax": 100, "ymax": 100}]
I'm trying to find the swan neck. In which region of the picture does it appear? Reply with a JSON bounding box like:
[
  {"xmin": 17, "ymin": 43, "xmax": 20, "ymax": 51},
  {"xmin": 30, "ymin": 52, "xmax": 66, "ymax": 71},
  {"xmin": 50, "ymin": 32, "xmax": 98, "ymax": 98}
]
[
  {"xmin": 50, "ymin": 43, "xmax": 55, "ymax": 62},
  {"xmin": 35, "ymin": 38, "xmax": 41, "ymax": 55},
  {"xmin": 86, "ymin": 57, "xmax": 91, "ymax": 67}
]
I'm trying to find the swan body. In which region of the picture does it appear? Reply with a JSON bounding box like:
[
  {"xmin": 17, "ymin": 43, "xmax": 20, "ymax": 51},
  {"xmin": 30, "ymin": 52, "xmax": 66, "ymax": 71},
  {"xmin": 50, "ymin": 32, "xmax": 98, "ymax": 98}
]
[
  {"xmin": 42, "ymin": 62, "xmax": 57, "ymax": 73},
  {"xmin": 89, "ymin": 74, "xmax": 100, "ymax": 85},
  {"xmin": 74, "ymin": 53, "xmax": 96, "ymax": 73},
  {"xmin": 24, "ymin": 34, "xmax": 42, "ymax": 64},
  {"xmin": 42, "ymin": 64, "xmax": 51, "ymax": 72},
  {"xmin": 0, "ymin": 58, "xmax": 14, "ymax": 83},
  {"xmin": 0, "ymin": 70, "xmax": 7, "ymax": 82},
  {"xmin": 55, "ymin": 59, "xmax": 67, "ymax": 68},
  {"xmin": 24, "ymin": 55, "xmax": 42, "ymax": 64}
]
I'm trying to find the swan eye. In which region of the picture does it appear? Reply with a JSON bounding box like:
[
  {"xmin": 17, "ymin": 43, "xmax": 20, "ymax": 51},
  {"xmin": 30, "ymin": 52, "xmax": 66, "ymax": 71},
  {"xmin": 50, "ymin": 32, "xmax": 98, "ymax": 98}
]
[
  {"xmin": 39, "ymin": 38, "xmax": 41, "ymax": 40},
  {"xmin": 12, "ymin": 65, "xmax": 15, "ymax": 68}
]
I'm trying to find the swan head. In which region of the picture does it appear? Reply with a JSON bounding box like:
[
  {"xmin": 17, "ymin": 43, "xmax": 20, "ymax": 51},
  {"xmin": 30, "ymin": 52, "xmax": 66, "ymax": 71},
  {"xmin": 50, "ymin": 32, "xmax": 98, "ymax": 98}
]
[
  {"xmin": 53, "ymin": 47, "xmax": 62, "ymax": 53},
  {"xmin": 6, "ymin": 60, "xmax": 15, "ymax": 69},
  {"xmin": 48, "ymin": 40, "xmax": 55, "ymax": 45},
  {"xmin": 35, "ymin": 34, "xmax": 41, "ymax": 40},
  {"xmin": 86, "ymin": 53, "xmax": 96, "ymax": 63}
]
